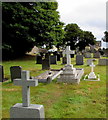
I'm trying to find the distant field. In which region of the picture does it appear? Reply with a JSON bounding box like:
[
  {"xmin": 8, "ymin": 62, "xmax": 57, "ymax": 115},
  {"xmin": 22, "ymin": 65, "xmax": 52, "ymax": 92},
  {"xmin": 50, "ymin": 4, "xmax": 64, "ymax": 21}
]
[{"xmin": 2, "ymin": 55, "xmax": 107, "ymax": 118}]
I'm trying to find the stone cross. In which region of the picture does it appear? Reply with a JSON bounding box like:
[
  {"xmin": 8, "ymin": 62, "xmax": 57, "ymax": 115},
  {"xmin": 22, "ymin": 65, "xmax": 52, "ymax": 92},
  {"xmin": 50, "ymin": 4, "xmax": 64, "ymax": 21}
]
[
  {"xmin": 90, "ymin": 62, "xmax": 95, "ymax": 73},
  {"xmin": 63, "ymin": 46, "xmax": 74, "ymax": 65},
  {"xmin": 13, "ymin": 70, "xmax": 38, "ymax": 107}
]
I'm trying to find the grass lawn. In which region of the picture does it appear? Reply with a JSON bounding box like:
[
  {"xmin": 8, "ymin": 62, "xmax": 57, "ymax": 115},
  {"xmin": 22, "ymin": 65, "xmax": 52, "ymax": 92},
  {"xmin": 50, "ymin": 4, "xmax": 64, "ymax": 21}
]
[{"xmin": 1, "ymin": 55, "xmax": 107, "ymax": 118}]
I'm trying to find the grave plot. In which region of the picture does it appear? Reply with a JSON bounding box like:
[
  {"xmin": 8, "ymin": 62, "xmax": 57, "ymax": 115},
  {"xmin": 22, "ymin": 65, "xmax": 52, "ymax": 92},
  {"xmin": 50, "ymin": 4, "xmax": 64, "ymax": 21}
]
[
  {"xmin": 34, "ymin": 69, "xmax": 63, "ymax": 83},
  {"xmin": 58, "ymin": 45, "xmax": 84, "ymax": 84}
]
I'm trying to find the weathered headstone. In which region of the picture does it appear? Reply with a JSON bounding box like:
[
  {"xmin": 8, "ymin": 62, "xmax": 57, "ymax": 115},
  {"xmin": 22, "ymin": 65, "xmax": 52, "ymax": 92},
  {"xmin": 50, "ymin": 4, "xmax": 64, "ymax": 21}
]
[
  {"xmin": 42, "ymin": 53, "xmax": 50, "ymax": 70},
  {"xmin": 36, "ymin": 55, "xmax": 42, "ymax": 64},
  {"xmin": 76, "ymin": 55, "xmax": 84, "ymax": 65},
  {"xmin": 10, "ymin": 70, "xmax": 45, "ymax": 119},
  {"xmin": 50, "ymin": 55, "xmax": 57, "ymax": 64},
  {"xmin": 84, "ymin": 52, "xmax": 91, "ymax": 58},
  {"xmin": 93, "ymin": 52, "xmax": 100, "ymax": 58},
  {"xmin": 98, "ymin": 59, "xmax": 108, "ymax": 65},
  {"xmin": 10, "ymin": 66, "xmax": 22, "ymax": 82}
]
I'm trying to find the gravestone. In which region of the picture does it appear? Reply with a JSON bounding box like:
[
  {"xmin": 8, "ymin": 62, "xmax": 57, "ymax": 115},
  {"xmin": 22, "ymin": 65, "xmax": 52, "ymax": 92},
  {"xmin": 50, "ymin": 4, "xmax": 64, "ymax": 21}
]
[
  {"xmin": 42, "ymin": 53, "xmax": 50, "ymax": 70},
  {"xmin": 10, "ymin": 70, "xmax": 45, "ymax": 119},
  {"xmin": 76, "ymin": 55, "xmax": 84, "ymax": 65},
  {"xmin": 84, "ymin": 61, "xmax": 100, "ymax": 81},
  {"xmin": 10, "ymin": 66, "xmax": 22, "ymax": 81},
  {"xmin": 93, "ymin": 52, "xmax": 100, "ymax": 58},
  {"xmin": 0, "ymin": 65, "xmax": 4, "ymax": 82},
  {"xmin": 57, "ymin": 53, "xmax": 61, "ymax": 61},
  {"xmin": 87, "ymin": 59, "xmax": 96, "ymax": 66},
  {"xmin": 84, "ymin": 52, "xmax": 91, "ymax": 58},
  {"xmin": 88, "ymin": 62, "xmax": 96, "ymax": 79},
  {"xmin": 98, "ymin": 59, "xmax": 108, "ymax": 65},
  {"xmin": 62, "ymin": 56, "xmax": 67, "ymax": 64},
  {"xmin": 36, "ymin": 55, "xmax": 42, "ymax": 64},
  {"xmin": 50, "ymin": 55, "xmax": 57, "ymax": 64}
]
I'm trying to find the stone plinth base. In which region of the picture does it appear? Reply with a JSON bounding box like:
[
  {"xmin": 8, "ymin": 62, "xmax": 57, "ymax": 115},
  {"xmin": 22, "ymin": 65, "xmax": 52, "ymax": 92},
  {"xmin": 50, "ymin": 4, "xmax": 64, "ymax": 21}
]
[
  {"xmin": 57, "ymin": 65, "xmax": 84, "ymax": 84},
  {"xmin": 10, "ymin": 103, "xmax": 45, "ymax": 119}
]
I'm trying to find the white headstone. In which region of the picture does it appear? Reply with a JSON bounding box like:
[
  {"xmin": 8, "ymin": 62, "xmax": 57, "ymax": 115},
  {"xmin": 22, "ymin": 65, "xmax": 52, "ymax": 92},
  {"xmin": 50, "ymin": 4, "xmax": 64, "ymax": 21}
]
[
  {"xmin": 63, "ymin": 46, "xmax": 74, "ymax": 65},
  {"xmin": 88, "ymin": 62, "xmax": 96, "ymax": 79}
]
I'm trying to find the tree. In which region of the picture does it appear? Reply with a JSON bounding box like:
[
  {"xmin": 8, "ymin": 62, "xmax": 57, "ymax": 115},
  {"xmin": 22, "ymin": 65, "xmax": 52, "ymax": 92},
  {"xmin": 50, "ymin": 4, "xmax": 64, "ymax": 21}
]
[
  {"xmin": 102, "ymin": 31, "xmax": 108, "ymax": 42},
  {"xmin": 63, "ymin": 23, "xmax": 96, "ymax": 50},
  {"xmin": 63, "ymin": 23, "xmax": 81, "ymax": 50},
  {"xmin": 2, "ymin": 2, "xmax": 64, "ymax": 60},
  {"xmin": 77, "ymin": 31, "xmax": 96, "ymax": 51}
]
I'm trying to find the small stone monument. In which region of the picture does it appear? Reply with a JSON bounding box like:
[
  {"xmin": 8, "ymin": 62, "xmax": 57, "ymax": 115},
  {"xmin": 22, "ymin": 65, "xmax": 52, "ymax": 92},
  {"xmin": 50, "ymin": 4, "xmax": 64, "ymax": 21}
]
[
  {"xmin": 76, "ymin": 55, "xmax": 84, "ymax": 65},
  {"xmin": 93, "ymin": 52, "xmax": 100, "ymax": 58},
  {"xmin": 42, "ymin": 53, "xmax": 50, "ymax": 70},
  {"xmin": 10, "ymin": 70, "xmax": 45, "ymax": 119},
  {"xmin": 10, "ymin": 66, "xmax": 22, "ymax": 82},
  {"xmin": 50, "ymin": 55, "xmax": 57, "ymax": 64},
  {"xmin": 58, "ymin": 46, "xmax": 84, "ymax": 84},
  {"xmin": 84, "ymin": 62, "xmax": 100, "ymax": 81}
]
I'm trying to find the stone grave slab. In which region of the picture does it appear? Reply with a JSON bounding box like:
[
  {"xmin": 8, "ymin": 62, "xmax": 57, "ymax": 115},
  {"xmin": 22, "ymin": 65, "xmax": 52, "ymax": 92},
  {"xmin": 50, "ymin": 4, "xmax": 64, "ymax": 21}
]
[
  {"xmin": 98, "ymin": 59, "xmax": 108, "ymax": 65},
  {"xmin": 34, "ymin": 69, "xmax": 63, "ymax": 83},
  {"xmin": 10, "ymin": 66, "xmax": 22, "ymax": 82},
  {"xmin": 57, "ymin": 66, "xmax": 84, "ymax": 84},
  {"xmin": 76, "ymin": 55, "xmax": 84, "ymax": 65}
]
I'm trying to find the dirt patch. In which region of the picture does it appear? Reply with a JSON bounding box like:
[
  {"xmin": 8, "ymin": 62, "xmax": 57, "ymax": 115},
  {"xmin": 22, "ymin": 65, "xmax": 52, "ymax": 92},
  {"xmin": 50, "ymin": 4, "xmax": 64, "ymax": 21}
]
[{"xmin": 2, "ymin": 88, "xmax": 20, "ymax": 92}]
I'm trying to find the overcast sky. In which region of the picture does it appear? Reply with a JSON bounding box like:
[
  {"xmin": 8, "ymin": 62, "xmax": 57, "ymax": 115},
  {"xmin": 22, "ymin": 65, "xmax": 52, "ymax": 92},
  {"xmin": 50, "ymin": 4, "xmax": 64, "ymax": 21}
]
[{"xmin": 56, "ymin": 0, "xmax": 107, "ymax": 47}]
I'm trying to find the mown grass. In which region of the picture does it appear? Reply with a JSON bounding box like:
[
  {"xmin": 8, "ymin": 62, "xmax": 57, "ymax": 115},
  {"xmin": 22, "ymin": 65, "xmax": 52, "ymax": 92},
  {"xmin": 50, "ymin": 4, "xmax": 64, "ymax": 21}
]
[{"xmin": 1, "ymin": 55, "xmax": 107, "ymax": 118}]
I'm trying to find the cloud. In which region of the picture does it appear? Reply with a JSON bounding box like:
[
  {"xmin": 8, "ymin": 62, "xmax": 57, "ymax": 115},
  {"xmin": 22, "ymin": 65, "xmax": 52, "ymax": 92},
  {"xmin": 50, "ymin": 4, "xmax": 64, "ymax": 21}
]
[{"xmin": 57, "ymin": 0, "xmax": 106, "ymax": 41}]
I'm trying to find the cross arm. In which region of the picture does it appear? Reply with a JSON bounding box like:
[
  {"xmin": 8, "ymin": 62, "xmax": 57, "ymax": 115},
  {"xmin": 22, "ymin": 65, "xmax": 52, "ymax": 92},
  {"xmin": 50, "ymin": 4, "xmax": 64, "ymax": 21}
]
[
  {"xmin": 26, "ymin": 79, "xmax": 38, "ymax": 86},
  {"xmin": 13, "ymin": 79, "xmax": 22, "ymax": 86}
]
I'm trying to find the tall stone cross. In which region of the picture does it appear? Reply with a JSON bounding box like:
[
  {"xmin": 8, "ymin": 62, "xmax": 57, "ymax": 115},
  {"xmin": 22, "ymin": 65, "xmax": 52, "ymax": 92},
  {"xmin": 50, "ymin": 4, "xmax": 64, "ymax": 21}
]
[
  {"xmin": 63, "ymin": 46, "xmax": 74, "ymax": 65},
  {"xmin": 13, "ymin": 70, "xmax": 38, "ymax": 107},
  {"xmin": 90, "ymin": 62, "xmax": 95, "ymax": 73}
]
